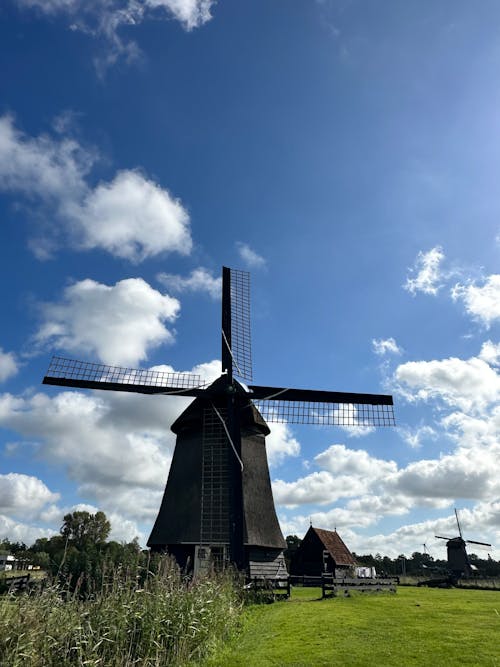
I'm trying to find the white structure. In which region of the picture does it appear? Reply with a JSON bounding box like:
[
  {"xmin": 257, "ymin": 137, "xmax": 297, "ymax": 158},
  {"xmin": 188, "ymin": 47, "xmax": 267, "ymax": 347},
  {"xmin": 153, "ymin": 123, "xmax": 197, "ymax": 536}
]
[
  {"xmin": 355, "ymin": 566, "xmax": 377, "ymax": 578},
  {"xmin": 0, "ymin": 554, "xmax": 17, "ymax": 571}
]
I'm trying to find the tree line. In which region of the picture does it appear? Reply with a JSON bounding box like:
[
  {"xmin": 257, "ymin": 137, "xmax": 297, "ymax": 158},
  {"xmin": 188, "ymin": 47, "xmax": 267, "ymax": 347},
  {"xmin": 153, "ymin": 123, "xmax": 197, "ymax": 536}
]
[
  {"xmin": 3, "ymin": 519, "xmax": 499, "ymax": 583},
  {"xmin": 1, "ymin": 511, "xmax": 148, "ymax": 595}
]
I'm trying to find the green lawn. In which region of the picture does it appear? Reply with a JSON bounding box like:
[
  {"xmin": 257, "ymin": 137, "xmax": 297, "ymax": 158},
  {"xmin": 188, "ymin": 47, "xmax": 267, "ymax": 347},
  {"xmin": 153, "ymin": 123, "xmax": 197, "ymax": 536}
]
[{"xmin": 202, "ymin": 586, "xmax": 500, "ymax": 667}]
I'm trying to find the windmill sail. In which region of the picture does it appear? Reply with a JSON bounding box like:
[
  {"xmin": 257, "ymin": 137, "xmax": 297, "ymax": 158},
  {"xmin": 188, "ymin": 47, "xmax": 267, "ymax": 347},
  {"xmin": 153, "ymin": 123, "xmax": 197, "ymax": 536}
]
[
  {"xmin": 222, "ymin": 267, "xmax": 253, "ymax": 382},
  {"xmin": 248, "ymin": 384, "xmax": 394, "ymax": 426},
  {"xmin": 43, "ymin": 356, "xmax": 205, "ymax": 395}
]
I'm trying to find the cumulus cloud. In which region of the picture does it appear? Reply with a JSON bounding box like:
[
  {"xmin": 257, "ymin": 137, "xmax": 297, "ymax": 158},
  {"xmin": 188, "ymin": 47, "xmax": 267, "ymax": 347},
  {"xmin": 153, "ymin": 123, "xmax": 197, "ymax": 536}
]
[
  {"xmin": 76, "ymin": 171, "xmax": 192, "ymax": 261},
  {"xmin": 404, "ymin": 246, "xmax": 446, "ymax": 296},
  {"xmin": 372, "ymin": 337, "xmax": 402, "ymax": 356},
  {"xmin": 394, "ymin": 354, "xmax": 500, "ymax": 413},
  {"xmin": 273, "ymin": 446, "xmax": 396, "ymax": 507},
  {"xmin": 14, "ymin": 0, "xmax": 215, "ymax": 72},
  {"xmin": 0, "ymin": 349, "xmax": 19, "ymax": 382},
  {"xmin": 452, "ymin": 274, "xmax": 500, "ymax": 327},
  {"xmin": 0, "ymin": 473, "xmax": 59, "ymax": 517},
  {"xmin": 35, "ymin": 277, "xmax": 180, "ymax": 366},
  {"xmin": 0, "ymin": 390, "xmax": 174, "ymax": 490},
  {"xmin": 0, "ymin": 513, "xmax": 58, "ymax": 544},
  {"xmin": 266, "ymin": 422, "xmax": 300, "ymax": 467},
  {"xmin": 0, "ymin": 114, "xmax": 91, "ymax": 203},
  {"xmin": 0, "ymin": 358, "xmax": 224, "ymax": 542},
  {"xmin": 236, "ymin": 242, "xmax": 266, "ymax": 269},
  {"xmin": 315, "ymin": 444, "xmax": 397, "ymax": 478},
  {"xmin": 0, "ymin": 115, "xmax": 192, "ymax": 261},
  {"xmin": 392, "ymin": 452, "xmax": 493, "ymax": 500},
  {"xmin": 273, "ymin": 471, "xmax": 356, "ymax": 508},
  {"xmin": 157, "ymin": 267, "xmax": 221, "ymax": 299},
  {"xmin": 479, "ymin": 341, "xmax": 500, "ymax": 367}
]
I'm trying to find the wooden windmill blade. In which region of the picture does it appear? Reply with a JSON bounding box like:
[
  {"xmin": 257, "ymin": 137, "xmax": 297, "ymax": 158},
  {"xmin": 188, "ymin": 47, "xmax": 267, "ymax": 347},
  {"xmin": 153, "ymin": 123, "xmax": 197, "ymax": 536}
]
[
  {"xmin": 247, "ymin": 384, "xmax": 395, "ymax": 426},
  {"xmin": 466, "ymin": 539, "xmax": 492, "ymax": 547},
  {"xmin": 43, "ymin": 356, "xmax": 206, "ymax": 396}
]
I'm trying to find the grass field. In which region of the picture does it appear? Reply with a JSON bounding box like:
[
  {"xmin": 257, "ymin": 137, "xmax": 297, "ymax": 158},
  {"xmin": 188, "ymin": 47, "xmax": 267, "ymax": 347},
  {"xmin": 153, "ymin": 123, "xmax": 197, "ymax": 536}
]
[{"xmin": 202, "ymin": 586, "xmax": 500, "ymax": 667}]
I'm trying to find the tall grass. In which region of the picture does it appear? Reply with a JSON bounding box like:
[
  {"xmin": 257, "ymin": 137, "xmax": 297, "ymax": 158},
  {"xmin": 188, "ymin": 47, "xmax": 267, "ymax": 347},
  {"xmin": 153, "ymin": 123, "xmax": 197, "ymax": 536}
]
[{"xmin": 0, "ymin": 556, "xmax": 242, "ymax": 666}]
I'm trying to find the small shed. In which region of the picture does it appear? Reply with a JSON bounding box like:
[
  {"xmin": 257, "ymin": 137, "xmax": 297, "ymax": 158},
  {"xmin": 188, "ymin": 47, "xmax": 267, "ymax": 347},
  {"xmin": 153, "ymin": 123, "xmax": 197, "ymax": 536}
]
[{"xmin": 290, "ymin": 526, "xmax": 356, "ymax": 577}]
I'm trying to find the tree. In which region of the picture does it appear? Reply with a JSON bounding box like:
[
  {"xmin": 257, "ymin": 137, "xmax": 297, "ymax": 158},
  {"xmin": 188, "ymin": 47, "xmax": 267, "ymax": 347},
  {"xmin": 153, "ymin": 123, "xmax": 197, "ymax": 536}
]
[
  {"xmin": 284, "ymin": 535, "xmax": 302, "ymax": 569},
  {"xmin": 61, "ymin": 511, "xmax": 111, "ymax": 549}
]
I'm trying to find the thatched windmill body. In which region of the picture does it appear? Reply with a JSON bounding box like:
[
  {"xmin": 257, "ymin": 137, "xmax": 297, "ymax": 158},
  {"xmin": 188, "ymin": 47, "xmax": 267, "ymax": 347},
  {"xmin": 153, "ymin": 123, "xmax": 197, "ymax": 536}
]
[{"xmin": 43, "ymin": 267, "xmax": 395, "ymax": 577}]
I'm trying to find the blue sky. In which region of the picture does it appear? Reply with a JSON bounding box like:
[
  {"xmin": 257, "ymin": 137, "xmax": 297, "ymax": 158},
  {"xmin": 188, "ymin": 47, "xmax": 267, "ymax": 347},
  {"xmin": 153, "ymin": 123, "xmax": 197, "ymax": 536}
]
[{"xmin": 1, "ymin": 0, "xmax": 499, "ymax": 560}]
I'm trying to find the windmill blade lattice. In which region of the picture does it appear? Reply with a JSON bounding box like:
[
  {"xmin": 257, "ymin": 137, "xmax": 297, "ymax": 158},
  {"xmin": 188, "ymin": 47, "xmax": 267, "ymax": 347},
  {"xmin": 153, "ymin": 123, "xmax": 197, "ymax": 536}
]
[
  {"xmin": 248, "ymin": 384, "xmax": 395, "ymax": 426},
  {"xmin": 43, "ymin": 356, "xmax": 204, "ymax": 395},
  {"xmin": 253, "ymin": 398, "xmax": 395, "ymax": 426},
  {"xmin": 225, "ymin": 267, "xmax": 253, "ymax": 381}
]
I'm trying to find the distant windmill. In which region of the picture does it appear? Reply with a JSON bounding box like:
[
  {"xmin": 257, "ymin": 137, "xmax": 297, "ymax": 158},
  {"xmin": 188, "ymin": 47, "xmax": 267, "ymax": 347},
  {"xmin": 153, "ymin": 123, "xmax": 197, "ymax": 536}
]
[
  {"xmin": 43, "ymin": 267, "xmax": 395, "ymax": 577},
  {"xmin": 435, "ymin": 509, "xmax": 491, "ymax": 580}
]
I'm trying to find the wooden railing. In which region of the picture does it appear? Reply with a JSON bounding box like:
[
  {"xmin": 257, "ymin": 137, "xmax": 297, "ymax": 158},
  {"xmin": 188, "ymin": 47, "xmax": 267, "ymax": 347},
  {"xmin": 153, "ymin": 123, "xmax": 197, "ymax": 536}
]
[
  {"xmin": 322, "ymin": 575, "xmax": 398, "ymax": 598},
  {"xmin": 245, "ymin": 576, "xmax": 291, "ymax": 599},
  {"xmin": 0, "ymin": 573, "xmax": 31, "ymax": 594}
]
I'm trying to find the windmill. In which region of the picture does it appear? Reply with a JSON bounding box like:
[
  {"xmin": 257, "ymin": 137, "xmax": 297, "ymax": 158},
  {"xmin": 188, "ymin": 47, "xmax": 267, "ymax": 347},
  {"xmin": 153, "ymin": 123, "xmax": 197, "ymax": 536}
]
[
  {"xmin": 435, "ymin": 509, "xmax": 491, "ymax": 580},
  {"xmin": 43, "ymin": 267, "xmax": 395, "ymax": 578}
]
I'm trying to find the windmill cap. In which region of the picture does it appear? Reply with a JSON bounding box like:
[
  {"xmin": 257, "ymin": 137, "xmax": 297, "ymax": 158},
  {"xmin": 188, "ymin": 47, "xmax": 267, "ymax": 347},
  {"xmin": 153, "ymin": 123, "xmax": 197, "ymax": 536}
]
[{"xmin": 171, "ymin": 374, "xmax": 271, "ymax": 436}]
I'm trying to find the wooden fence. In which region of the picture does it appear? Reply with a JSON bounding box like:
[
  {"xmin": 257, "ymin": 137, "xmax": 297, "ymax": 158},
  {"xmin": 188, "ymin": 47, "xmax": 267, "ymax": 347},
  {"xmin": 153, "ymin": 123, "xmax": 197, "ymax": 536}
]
[
  {"xmin": 321, "ymin": 575, "xmax": 398, "ymax": 598},
  {"xmin": 245, "ymin": 577, "xmax": 291, "ymax": 599}
]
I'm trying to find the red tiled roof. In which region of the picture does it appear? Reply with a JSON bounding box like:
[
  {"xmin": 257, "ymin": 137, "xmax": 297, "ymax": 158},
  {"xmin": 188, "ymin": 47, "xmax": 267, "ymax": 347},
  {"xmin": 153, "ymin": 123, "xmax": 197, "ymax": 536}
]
[{"xmin": 312, "ymin": 527, "xmax": 356, "ymax": 566}]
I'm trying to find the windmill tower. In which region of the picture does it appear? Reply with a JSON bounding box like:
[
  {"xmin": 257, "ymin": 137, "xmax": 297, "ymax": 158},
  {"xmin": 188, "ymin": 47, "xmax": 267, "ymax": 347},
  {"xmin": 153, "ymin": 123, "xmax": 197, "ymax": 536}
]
[
  {"xmin": 435, "ymin": 509, "xmax": 491, "ymax": 579},
  {"xmin": 43, "ymin": 267, "xmax": 395, "ymax": 577}
]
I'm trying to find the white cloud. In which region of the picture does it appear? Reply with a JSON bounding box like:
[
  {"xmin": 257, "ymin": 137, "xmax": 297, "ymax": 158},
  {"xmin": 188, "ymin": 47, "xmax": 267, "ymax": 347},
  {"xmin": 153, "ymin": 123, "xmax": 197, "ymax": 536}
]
[
  {"xmin": 394, "ymin": 354, "xmax": 500, "ymax": 413},
  {"xmin": 266, "ymin": 422, "xmax": 300, "ymax": 467},
  {"xmin": 0, "ymin": 358, "xmax": 221, "ymax": 542},
  {"xmin": 157, "ymin": 267, "xmax": 221, "ymax": 299},
  {"xmin": 273, "ymin": 470, "xmax": 358, "ymax": 507},
  {"xmin": 272, "ymin": 445, "xmax": 397, "ymax": 508},
  {"xmin": 108, "ymin": 512, "xmax": 145, "ymax": 543},
  {"xmin": 0, "ymin": 514, "xmax": 58, "ymax": 544},
  {"xmin": 404, "ymin": 246, "xmax": 445, "ymax": 296},
  {"xmin": 392, "ymin": 452, "xmax": 494, "ymax": 500},
  {"xmin": 0, "ymin": 114, "xmax": 91, "ymax": 203},
  {"xmin": 0, "ymin": 391, "xmax": 176, "ymax": 537},
  {"xmin": 35, "ymin": 277, "xmax": 180, "ymax": 366},
  {"xmin": 315, "ymin": 444, "xmax": 397, "ymax": 478},
  {"xmin": 236, "ymin": 242, "xmax": 266, "ymax": 269},
  {"xmin": 76, "ymin": 171, "xmax": 192, "ymax": 262},
  {"xmin": 452, "ymin": 274, "xmax": 500, "ymax": 327},
  {"xmin": 17, "ymin": 0, "xmax": 214, "ymax": 29},
  {"xmin": 0, "ymin": 349, "xmax": 19, "ymax": 382},
  {"xmin": 479, "ymin": 340, "xmax": 500, "ymax": 367},
  {"xmin": 397, "ymin": 424, "xmax": 437, "ymax": 449},
  {"xmin": 0, "ymin": 473, "xmax": 59, "ymax": 517},
  {"xmin": 372, "ymin": 337, "xmax": 402, "ymax": 356},
  {"xmin": 145, "ymin": 0, "xmax": 214, "ymax": 29},
  {"xmin": 15, "ymin": 0, "xmax": 215, "ymax": 72},
  {"xmin": 0, "ymin": 115, "xmax": 192, "ymax": 261}
]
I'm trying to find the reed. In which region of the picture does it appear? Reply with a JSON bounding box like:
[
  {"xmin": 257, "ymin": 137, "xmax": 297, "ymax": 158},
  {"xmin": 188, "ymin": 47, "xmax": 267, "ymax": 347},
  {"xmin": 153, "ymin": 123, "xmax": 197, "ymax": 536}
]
[{"xmin": 0, "ymin": 556, "xmax": 242, "ymax": 666}]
